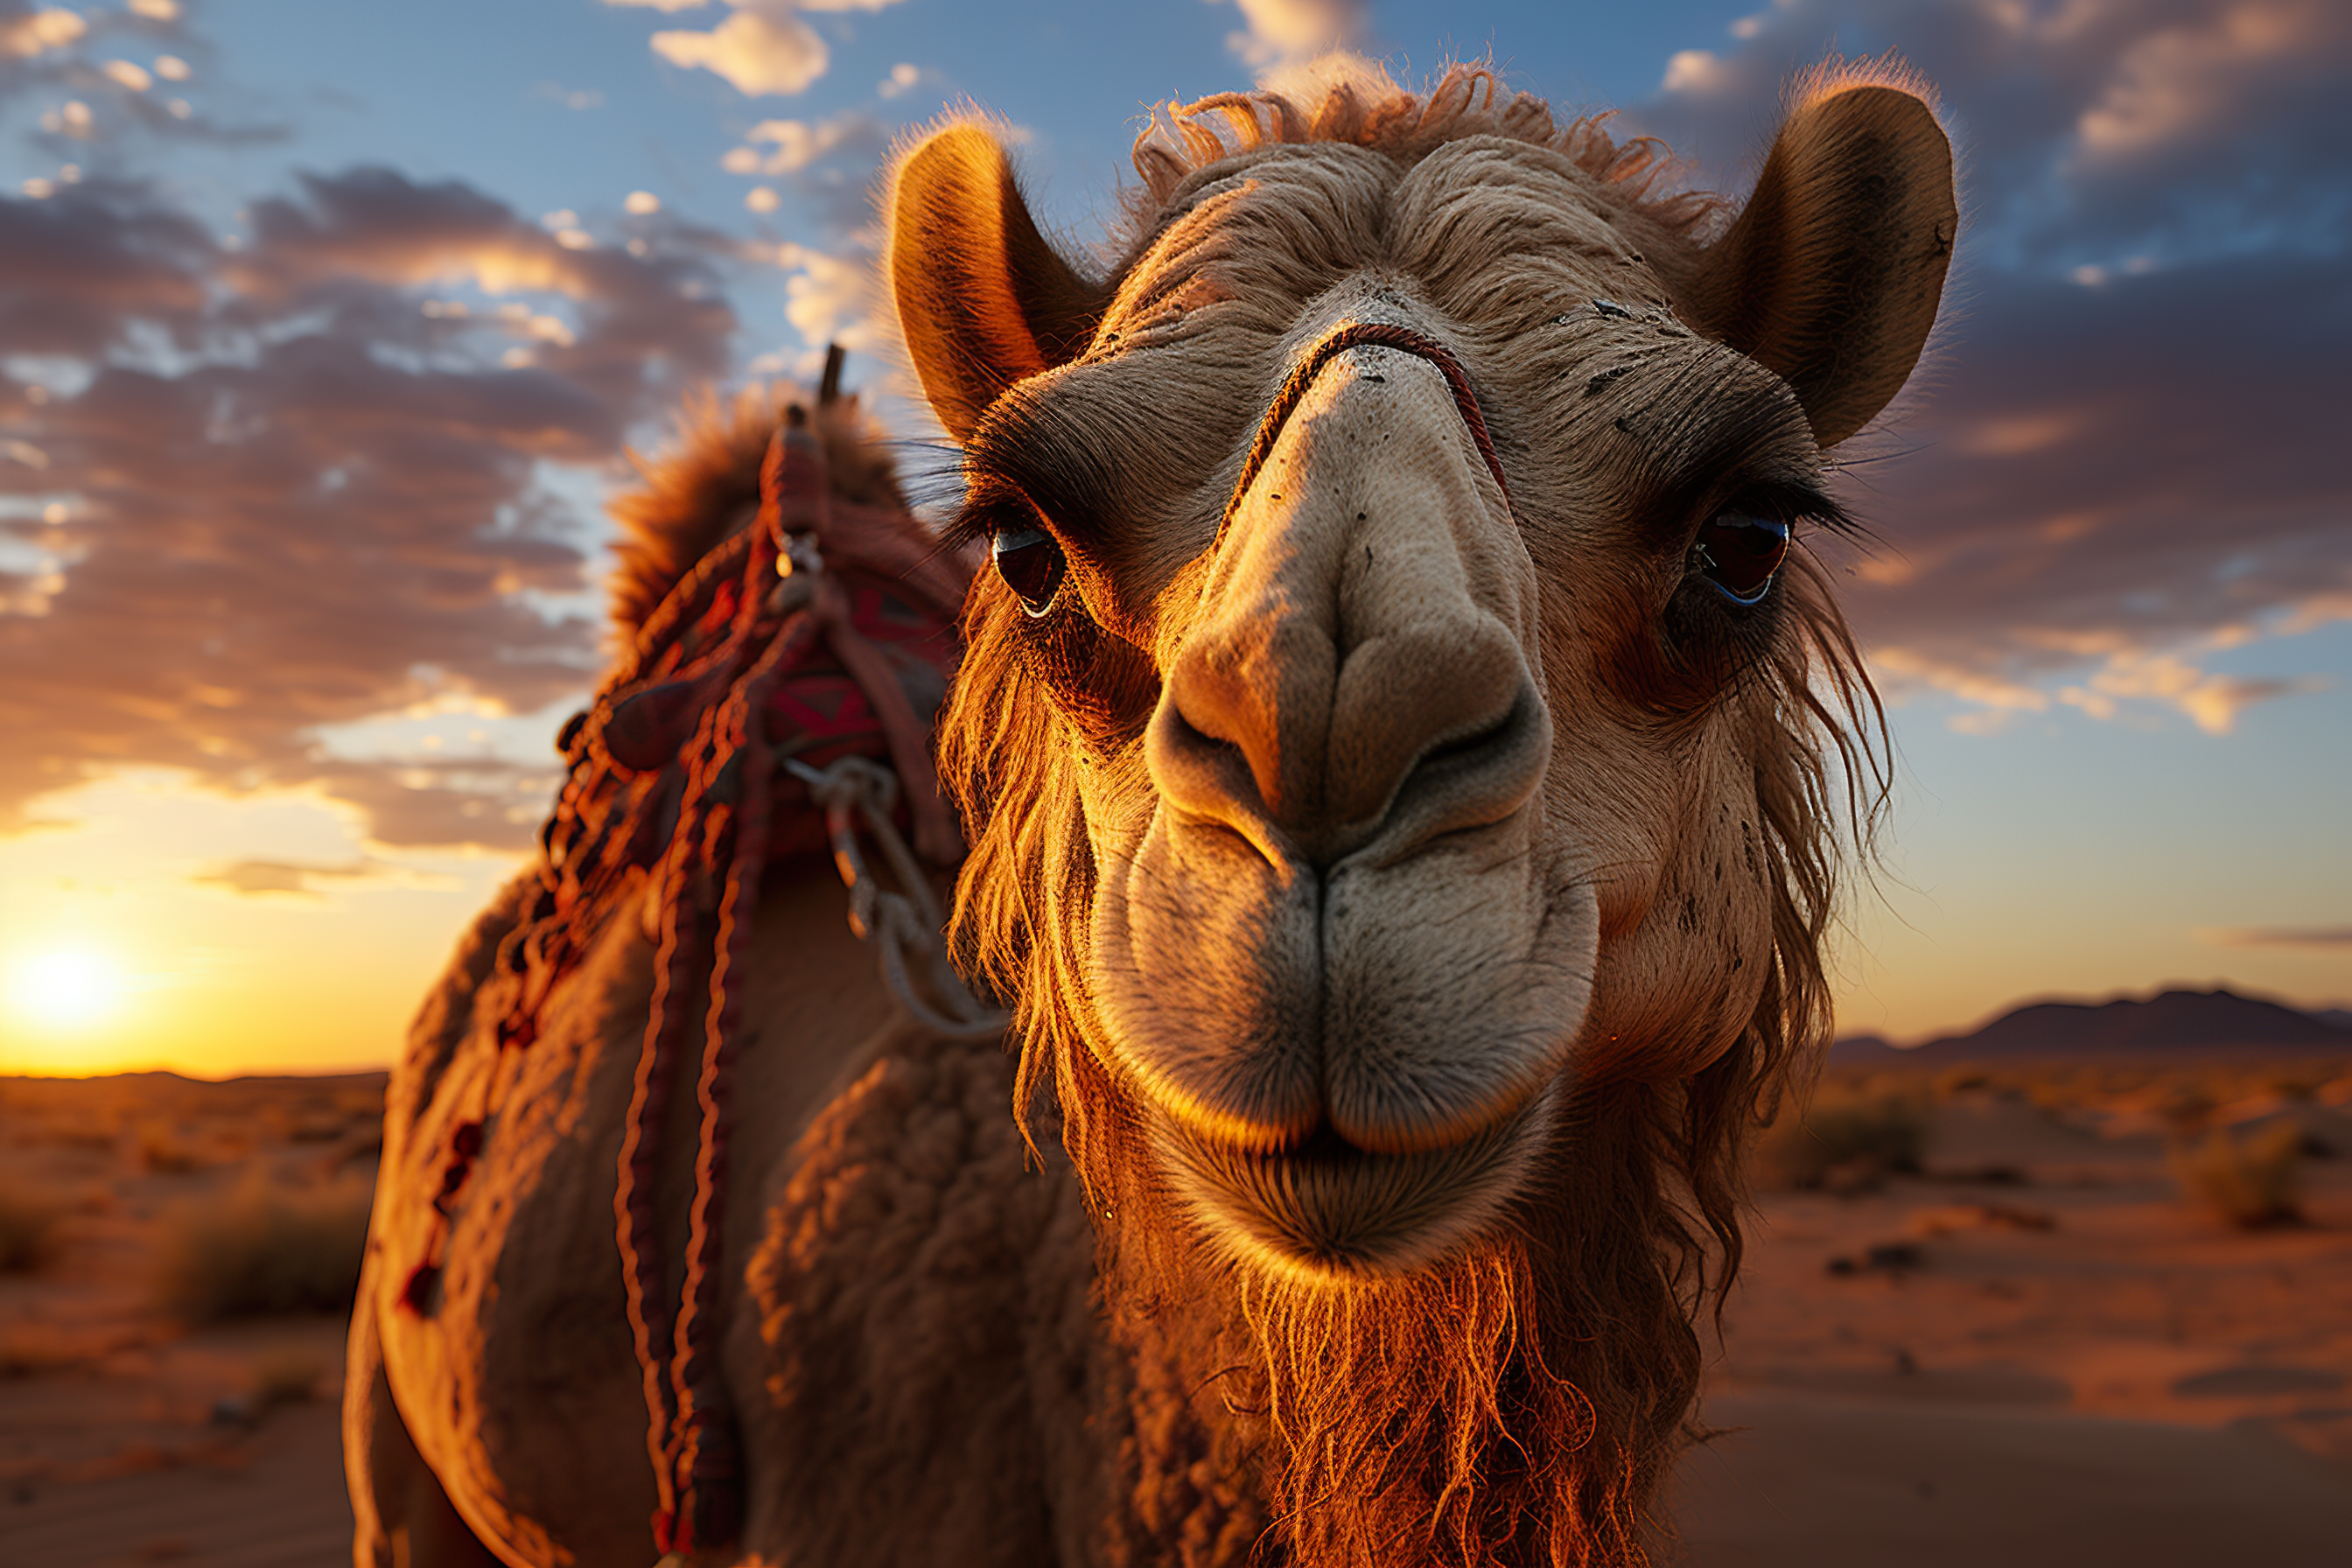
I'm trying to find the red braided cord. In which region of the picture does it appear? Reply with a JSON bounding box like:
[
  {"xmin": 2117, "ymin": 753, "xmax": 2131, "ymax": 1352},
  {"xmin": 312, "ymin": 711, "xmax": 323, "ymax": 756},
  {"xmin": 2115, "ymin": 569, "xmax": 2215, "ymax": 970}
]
[
  {"xmin": 662, "ymin": 589, "xmax": 802, "ymax": 1550},
  {"xmin": 616, "ymin": 507, "xmax": 788, "ymax": 1553},
  {"xmin": 1214, "ymin": 319, "xmax": 1511, "ymax": 552},
  {"xmin": 616, "ymin": 770, "xmax": 703, "ymax": 1535},
  {"xmin": 409, "ymin": 398, "xmax": 968, "ymax": 1557}
]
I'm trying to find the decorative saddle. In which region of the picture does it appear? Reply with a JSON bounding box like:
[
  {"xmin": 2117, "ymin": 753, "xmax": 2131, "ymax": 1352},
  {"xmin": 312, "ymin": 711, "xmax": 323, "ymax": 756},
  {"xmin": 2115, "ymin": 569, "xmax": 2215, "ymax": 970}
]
[{"xmin": 403, "ymin": 354, "xmax": 996, "ymax": 1559}]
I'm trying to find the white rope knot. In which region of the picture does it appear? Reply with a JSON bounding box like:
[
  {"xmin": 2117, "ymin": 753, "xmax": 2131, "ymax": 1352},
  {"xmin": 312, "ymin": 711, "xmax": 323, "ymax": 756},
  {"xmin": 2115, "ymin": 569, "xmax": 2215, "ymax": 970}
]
[{"xmin": 784, "ymin": 754, "xmax": 1008, "ymax": 1040}]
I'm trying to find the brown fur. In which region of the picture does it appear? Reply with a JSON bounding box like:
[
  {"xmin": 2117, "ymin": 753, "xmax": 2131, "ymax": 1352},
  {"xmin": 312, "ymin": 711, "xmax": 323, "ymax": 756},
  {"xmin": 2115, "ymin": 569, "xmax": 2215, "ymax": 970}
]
[
  {"xmin": 1123, "ymin": 60, "xmax": 1717, "ymax": 242},
  {"xmin": 916, "ymin": 60, "xmax": 1929, "ymax": 1566},
  {"xmin": 940, "ymin": 503, "xmax": 1880, "ymax": 1568},
  {"xmin": 605, "ymin": 382, "xmax": 908, "ymax": 638},
  {"xmin": 353, "ymin": 55, "xmax": 1948, "ymax": 1568}
]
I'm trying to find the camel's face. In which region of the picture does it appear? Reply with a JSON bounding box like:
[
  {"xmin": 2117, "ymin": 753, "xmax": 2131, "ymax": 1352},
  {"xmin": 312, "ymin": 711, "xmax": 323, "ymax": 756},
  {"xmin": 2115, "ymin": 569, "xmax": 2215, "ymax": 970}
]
[{"xmin": 894, "ymin": 86, "xmax": 1954, "ymax": 1282}]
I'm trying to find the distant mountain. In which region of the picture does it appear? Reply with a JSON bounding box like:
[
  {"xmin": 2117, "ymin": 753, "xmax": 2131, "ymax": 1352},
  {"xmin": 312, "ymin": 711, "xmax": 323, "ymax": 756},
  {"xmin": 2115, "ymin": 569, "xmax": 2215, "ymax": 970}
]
[{"xmin": 1832, "ymin": 988, "xmax": 2352, "ymax": 1063}]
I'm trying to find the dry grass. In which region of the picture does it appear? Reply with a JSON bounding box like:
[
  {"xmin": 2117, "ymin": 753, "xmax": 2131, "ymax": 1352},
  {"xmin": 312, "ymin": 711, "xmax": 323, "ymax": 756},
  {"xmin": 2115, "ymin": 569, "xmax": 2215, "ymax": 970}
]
[
  {"xmin": 0, "ymin": 1186, "xmax": 65, "ymax": 1273},
  {"xmin": 137, "ymin": 1123, "xmax": 206, "ymax": 1175},
  {"xmin": 250, "ymin": 1348, "xmax": 326, "ymax": 1409},
  {"xmin": 0, "ymin": 1322, "xmax": 85, "ymax": 1378},
  {"xmin": 2172, "ymin": 1122, "xmax": 2306, "ymax": 1229},
  {"xmin": 1756, "ymin": 1081, "xmax": 1927, "ymax": 1192},
  {"xmin": 154, "ymin": 1173, "xmax": 373, "ymax": 1320}
]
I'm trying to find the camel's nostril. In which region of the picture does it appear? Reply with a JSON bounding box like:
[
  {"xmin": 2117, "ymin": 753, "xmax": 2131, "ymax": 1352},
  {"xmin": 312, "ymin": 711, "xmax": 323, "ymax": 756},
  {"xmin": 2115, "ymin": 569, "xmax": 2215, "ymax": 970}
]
[
  {"xmin": 1154, "ymin": 633, "xmax": 1317, "ymax": 831},
  {"xmin": 1347, "ymin": 685, "xmax": 1550, "ymax": 859},
  {"xmin": 1415, "ymin": 696, "xmax": 1528, "ymax": 773},
  {"xmin": 1145, "ymin": 686, "xmax": 1291, "ymax": 859}
]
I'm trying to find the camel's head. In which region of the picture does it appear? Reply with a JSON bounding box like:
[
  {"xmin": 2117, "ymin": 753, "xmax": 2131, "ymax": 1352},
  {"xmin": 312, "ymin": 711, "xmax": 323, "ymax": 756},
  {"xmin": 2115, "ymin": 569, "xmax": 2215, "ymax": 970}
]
[{"xmin": 894, "ymin": 63, "xmax": 1953, "ymax": 1286}]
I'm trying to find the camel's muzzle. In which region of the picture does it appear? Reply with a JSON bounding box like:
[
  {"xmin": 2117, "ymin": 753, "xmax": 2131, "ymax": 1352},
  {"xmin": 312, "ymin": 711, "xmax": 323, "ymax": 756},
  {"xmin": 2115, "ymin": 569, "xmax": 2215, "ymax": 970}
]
[{"xmin": 1089, "ymin": 314, "xmax": 1600, "ymax": 1272}]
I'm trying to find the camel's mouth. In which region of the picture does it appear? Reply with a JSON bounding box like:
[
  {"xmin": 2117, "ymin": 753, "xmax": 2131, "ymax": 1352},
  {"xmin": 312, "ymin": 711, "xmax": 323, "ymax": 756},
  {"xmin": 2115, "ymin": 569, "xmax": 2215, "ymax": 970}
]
[{"xmin": 1152, "ymin": 1093, "xmax": 1550, "ymax": 1284}]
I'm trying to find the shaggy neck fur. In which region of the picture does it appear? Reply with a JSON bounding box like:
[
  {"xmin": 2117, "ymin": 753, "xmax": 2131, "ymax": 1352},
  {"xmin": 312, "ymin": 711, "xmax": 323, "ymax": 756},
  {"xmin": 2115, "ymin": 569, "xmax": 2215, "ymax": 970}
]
[{"xmin": 927, "ymin": 64, "xmax": 1894, "ymax": 1567}]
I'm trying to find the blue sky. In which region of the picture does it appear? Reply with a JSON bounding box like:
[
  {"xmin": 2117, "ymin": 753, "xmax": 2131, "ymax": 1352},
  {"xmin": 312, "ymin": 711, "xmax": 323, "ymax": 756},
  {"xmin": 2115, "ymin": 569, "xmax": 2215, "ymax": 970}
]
[{"xmin": 2, "ymin": 0, "xmax": 2347, "ymax": 1073}]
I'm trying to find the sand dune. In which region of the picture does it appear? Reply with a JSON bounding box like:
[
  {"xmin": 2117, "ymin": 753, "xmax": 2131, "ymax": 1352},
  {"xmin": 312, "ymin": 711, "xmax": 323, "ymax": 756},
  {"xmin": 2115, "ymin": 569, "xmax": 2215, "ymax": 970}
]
[{"xmin": 4, "ymin": 1068, "xmax": 2348, "ymax": 1563}]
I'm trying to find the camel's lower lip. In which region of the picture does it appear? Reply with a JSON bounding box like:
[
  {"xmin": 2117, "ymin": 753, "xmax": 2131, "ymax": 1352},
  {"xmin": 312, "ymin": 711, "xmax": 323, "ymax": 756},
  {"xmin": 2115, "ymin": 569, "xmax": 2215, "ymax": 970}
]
[{"xmin": 1152, "ymin": 1097, "xmax": 1546, "ymax": 1283}]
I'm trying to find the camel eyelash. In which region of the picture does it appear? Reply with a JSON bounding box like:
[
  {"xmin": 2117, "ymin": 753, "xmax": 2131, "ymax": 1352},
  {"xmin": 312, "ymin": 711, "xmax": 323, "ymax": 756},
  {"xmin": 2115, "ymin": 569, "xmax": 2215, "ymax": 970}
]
[{"xmin": 943, "ymin": 486, "xmax": 1032, "ymax": 556}]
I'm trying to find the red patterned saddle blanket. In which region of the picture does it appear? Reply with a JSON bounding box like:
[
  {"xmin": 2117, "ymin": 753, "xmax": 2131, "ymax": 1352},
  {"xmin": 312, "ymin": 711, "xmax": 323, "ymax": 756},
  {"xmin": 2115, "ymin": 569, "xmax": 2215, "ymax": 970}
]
[{"xmin": 544, "ymin": 414, "xmax": 971, "ymax": 899}]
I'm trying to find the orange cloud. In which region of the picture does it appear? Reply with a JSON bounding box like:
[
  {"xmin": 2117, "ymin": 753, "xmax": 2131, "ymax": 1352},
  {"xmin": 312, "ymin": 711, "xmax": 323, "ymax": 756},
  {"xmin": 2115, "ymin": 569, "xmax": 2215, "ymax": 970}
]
[
  {"xmin": 629, "ymin": 0, "xmax": 907, "ymax": 98},
  {"xmin": 0, "ymin": 170, "xmax": 732, "ymax": 848},
  {"xmin": 2075, "ymin": 1, "xmax": 2348, "ymax": 165},
  {"xmin": 2200, "ymin": 926, "xmax": 2352, "ymax": 949}
]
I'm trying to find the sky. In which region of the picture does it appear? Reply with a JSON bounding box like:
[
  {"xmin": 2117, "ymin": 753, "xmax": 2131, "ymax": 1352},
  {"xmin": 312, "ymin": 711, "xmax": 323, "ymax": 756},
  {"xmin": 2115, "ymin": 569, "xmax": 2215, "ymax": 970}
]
[{"xmin": 1, "ymin": 0, "xmax": 2346, "ymax": 1076}]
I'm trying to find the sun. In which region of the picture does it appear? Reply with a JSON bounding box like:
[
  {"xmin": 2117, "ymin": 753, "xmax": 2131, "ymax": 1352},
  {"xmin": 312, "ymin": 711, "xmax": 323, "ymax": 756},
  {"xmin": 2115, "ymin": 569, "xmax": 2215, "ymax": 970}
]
[{"xmin": 7, "ymin": 947, "xmax": 128, "ymax": 1030}]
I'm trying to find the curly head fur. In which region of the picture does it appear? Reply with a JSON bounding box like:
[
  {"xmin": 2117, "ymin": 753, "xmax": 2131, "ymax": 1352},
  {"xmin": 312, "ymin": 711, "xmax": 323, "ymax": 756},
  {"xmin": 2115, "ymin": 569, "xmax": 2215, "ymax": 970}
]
[
  {"xmin": 888, "ymin": 54, "xmax": 1944, "ymax": 1565},
  {"xmin": 606, "ymin": 380, "xmax": 909, "ymax": 639}
]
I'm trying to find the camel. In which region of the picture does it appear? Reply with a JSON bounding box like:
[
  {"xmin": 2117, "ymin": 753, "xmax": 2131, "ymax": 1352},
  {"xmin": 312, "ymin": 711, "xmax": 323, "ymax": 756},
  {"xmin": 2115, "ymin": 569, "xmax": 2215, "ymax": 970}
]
[{"xmin": 347, "ymin": 57, "xmax": 1955, "ymax": 1568}]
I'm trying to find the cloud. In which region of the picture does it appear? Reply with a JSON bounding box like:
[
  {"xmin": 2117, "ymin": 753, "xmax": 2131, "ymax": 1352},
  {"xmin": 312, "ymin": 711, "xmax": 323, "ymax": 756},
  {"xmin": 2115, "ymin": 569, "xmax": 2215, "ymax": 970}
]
[
  {"xmin": 188, "ymin": 854, "xmax": 463, "ymax": 897},
  {"xmin": 732, "ymin": 238, "xmax": 883, "ymax": 378},
  {"xmin": 704, "ymin": 103, "xmax": 898, "ymax": 376},
  {"xmin": 722, "ymin": 111, "xmax": 880, "ymax": 176},
  {"xmin": 2056, "ymin": 654, "xmax": 2328, "ymax": 735},
  {"xmin": 654, "ymin": 6, "xmax": 827, "ymax": 96},
  {"xmin": 716, "ymin": 108, "xmax": 891, "ymax": 237},
  {"xmin": 1221, "ymin": 0, "xmax": 1365, "ymax": 66},
  {"xmin": 1, "ymin": 7, "xmax": 85, "ymax": 60},
  {"xmin": 636, "ymin": 0, "xmax": 906, "ymax": 98},
  {"xmin": 1815, "ymin": 252, "xmax": 2352, "ymax": 730},
  {"xmin": 3, "ymin": 0, "xmax": 286, "ymax": 150},
  {"xmin": 2073, "ymin": 1, "xmax": 2343, "ymax": 167},
  {"xmin": 0, "ymin": 178, "xmax": 211, "ymax": 354},
  {"xmin": 1628, "ymin": 0, "xmax": 2352, "ymax": 276},
  {"xmin": 2200, "ymin": 926, "xmax": 2352, "ymax": 949},
  {"xmin": 1616, "ymin": 1, "xmax": 2352, "ymax": 732},
  {"xmin": 535, "ymin": 80, "xmax": 606, "ymax": 111},
  {"xmin": 190, "ymin": 857, "xmax": 379, "ymax": 897},
  {"xmin": 0, "ymin": 170, "xmax": 734, "ymax": 849}
]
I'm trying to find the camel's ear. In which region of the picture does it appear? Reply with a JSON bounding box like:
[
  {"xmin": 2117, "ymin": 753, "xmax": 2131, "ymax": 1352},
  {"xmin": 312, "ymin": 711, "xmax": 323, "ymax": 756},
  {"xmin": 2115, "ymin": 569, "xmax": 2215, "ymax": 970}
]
[
  {"xmin": 1663, "ymin": 81, "xmax": 1956, "ymax": 450},
  {"xmin": 888, "ymin": 122, "xmax": 1108, "ymax": 442}
]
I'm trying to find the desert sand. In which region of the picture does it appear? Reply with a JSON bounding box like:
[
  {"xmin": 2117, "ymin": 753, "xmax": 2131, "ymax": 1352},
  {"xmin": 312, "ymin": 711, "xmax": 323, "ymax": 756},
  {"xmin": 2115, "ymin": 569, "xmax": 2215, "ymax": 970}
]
[
  {"xmin": 0, "ymin": 1073, "xmax": 376, "ymax": 1564},
  {"xmin": 3, "ymin": 1067, "xmax": 2348, "ymax": 1565},
  {"xmin": 1680, "ymin": 1078, "xmax": 2352, "ymax": 1564}
]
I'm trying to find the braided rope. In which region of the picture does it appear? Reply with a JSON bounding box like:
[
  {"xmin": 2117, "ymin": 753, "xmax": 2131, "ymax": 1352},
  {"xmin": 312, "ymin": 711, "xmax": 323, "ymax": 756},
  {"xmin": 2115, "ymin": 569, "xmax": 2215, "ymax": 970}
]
[
  {"xmin": 617, "ymin": 491, "xmax": 790, "ymax": 1558},
  {"xmin": 1215, "ymin": 319, "xmax": 1511, "ymax": 552},
  {"xmin": 398, "ymin": 383, "xmax": 989, "ymax": 1561},
  {"xmin": 788, "ymin": 754, "xmax": 1009, "ymax": 1041}
]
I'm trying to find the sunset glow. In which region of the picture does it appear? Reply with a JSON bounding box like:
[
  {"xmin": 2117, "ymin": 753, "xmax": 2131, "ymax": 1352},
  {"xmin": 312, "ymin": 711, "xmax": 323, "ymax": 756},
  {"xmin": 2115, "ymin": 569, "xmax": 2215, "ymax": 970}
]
[
  {"xmin": 0, "ymin": 0, "xmax": 2344, "ymax": 1080},
  {"xmin": 6, "ymin": 946, "xmax": 124, "ymax": 1030}
]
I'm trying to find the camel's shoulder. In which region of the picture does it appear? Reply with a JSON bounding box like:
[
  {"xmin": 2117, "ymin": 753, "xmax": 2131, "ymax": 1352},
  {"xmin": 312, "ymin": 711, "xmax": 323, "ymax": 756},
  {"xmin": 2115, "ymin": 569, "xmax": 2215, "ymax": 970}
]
[{"xmin": 388, "ymin": 873, "xmax": 534, "ymax": 1133}]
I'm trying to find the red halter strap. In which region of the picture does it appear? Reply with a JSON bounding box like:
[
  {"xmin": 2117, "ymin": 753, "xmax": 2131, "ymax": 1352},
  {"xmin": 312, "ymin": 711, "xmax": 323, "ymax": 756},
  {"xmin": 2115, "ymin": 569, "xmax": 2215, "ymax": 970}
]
[{"xmin": 1216, "ymin": 318, "xmax": 1512, "ymax": 551}]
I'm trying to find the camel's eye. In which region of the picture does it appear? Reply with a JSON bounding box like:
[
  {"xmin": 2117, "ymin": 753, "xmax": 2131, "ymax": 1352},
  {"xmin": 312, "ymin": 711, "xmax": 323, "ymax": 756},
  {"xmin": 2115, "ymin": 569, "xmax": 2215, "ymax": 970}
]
[
  {"xmin": 992, "ymin": 523, "xmax": 1067, "ymax": 617},
  {"xmin": 1692, "ymin": 512, "xmax": 1790, "ymax": 605}
]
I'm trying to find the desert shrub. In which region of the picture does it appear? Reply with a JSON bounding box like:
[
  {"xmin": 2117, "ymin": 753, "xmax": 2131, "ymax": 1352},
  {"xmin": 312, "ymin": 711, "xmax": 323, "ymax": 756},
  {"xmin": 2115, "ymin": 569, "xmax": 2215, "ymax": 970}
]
[
  {"xmin": 1756, "ymin": 1083, "xmax": 1927, "ymax": 1192},
  {"xmin": 155, "ymin": 1174, "xmax": 373, "ymax": 1320},
  {"xmin": 137, "ymin": 1123, "xmax": 206, "ymax": 1175},
  {"xmin": 0, "ymin": 1189, "xmax": 63, "ymax": 1273},
  {"xmin": 251, "ymin": 1348, "xmax": 326, "ymax": 1408},
  {"xmin": 2172, "ymin": 1122, "xmax": 2304, "ymax": 1228},
  {"xmin": 43, "ymin": 1123, "xmax": 122, "ymax": 1152},
  {"xmin": 0, "ymin": 1324, "xmax": 80, "ymax": 1378}
]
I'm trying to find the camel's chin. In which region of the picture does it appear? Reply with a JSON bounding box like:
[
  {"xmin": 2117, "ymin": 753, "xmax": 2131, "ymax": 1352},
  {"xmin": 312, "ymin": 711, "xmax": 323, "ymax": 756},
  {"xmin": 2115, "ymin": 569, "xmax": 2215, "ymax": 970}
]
[{"xmin": 1153, "ymin": 1096, "xmax": 1549, "ymax": 1285}]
